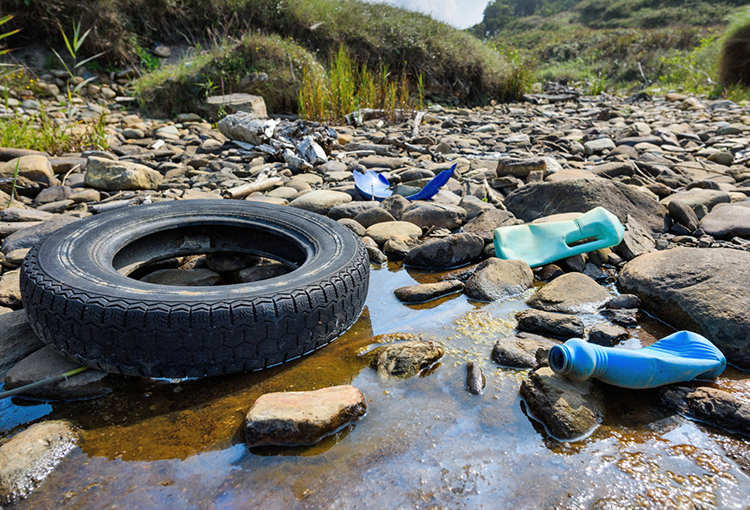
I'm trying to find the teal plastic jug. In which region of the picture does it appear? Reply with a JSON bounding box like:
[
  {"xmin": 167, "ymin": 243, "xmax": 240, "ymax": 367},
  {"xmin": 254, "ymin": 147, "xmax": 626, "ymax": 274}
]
[
  {"xmin": 547, "ymin": 331, "xmax": 726, "ymax": 389},
  {"xmin": 493, "ymin": 207, "xmax": 625, "ymax": 267}
]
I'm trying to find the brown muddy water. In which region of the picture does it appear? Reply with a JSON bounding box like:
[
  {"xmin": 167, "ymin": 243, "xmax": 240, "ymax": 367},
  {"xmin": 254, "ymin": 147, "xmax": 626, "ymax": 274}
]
[{"xmin": 3, "ymin": 262, "xmax": 750, "ymax": 509}]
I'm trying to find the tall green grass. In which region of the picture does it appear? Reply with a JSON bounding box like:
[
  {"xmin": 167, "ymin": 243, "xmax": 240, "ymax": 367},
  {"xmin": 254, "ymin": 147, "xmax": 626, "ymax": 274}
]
[
  {"xmin": 0, "ymin": 108, "xmax": 108, "ymax": 155},
  {"xmin": 298, "ymin": 45, "xmax": 422, "ymax": 123}
]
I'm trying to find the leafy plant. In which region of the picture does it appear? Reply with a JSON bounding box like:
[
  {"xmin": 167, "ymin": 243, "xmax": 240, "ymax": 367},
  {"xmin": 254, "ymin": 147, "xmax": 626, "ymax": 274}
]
[
  {"xmin": 136, "ymin": 46, "xmax": 160, "ymax": 72},
  {"xmin": 6, "ymin": 158, "xmax": 20, "ymax": 208},
  {"xmin": 51, "ymin": 18, "xmax": 105, "ymax": 100},
  {"xmin": 0, "ymin": 14, "xmax": 22, "ymax": 78}
]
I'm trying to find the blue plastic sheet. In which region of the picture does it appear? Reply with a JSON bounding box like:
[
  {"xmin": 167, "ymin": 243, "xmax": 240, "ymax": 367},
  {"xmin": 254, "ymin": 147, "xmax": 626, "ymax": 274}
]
[{"xmin": 354, "ymin": 163, "xmax": 456, "ymax": 201}]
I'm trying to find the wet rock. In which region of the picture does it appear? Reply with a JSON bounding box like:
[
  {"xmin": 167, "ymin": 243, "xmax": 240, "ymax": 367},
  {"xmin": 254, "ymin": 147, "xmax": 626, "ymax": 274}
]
[
  {"xmin": 588, "ymin": 323, "xmax": 629, "ymax": 346},
  {"xmin": 140, "ymin": 268, "xmax": 222, "ymax": 286},
  {"xmin": 492, "ymin": 332, "xmax": 561, "ymax": 369},
  {"xmin": 601, "ymin": 308, "xmax": 639, "ymax": 327},
  {"xmin": 527, "ymin": 272, "xmax": 611, "ymax": 314},
  {"xmin": 520, "ymin": 367, "xmax": 605, "ymax": 440},
  {"xmin": 403, "ymin": 233, "xmax": 484, "ymax": 268},
  {"xmin": 394, "ymin": 280, "xmax": 464, "ymax": 303},
  {"xmin": 365, "ymin": 244, "xmax": 387, "ymax": 264},
  {"xmin": 536, "ymin": 264, "xmax": 564, "ymax": 281},
  {"xmin": 4, "ymin": 346, "xmax": 110, "ymax": 400},
  {"xmin": 667, "ymin": 199, "xmax": 700, "ymax": 233},
  {"xmin": 245, "ymin": 385, "xmax": 366, "ymax": 447},
  {"xmin": 0, "ymin": 420, "xmax": 79, "ymax": 505},
  {"xmin": 0, "ymin": 310, "xmax": 45, "ymax": 379},
  {"xmin": 466, "ymin": 362, "xmax": 486, "ymax": 395},
  {"xmin": 366, "ymin": 221, "xmax": 422, "ymax": 245},
  {"xmin": 236, "ymin": 263, "xmax": 291, "ymax": 283},
  {"xmin": 463, "ymin": 258, "xmax": 533, "ymax": 301},
  {"xmin": 661, "ymin": 386, "xmax": 750, "ymax": 436},
  {"xmin": 369, "ymin": 340, "xmax": 444, "ymax": 378},
  {"xmin": 505, "ymin": 179, "xmax": 669, "ymax": 234},
  {"xmin": 607, "ymin": 294, "xmax": 641, "ymax": 309},
  {"xmin": 401, "ymin": 203, "xmax": 466, "ymax": 230},
  {"xmin": 289, "ymin": 190, "xmax": 352, "ymax": 215},
  {"xmin": 516, "ymin": 309, "xmax": 584, "ymax": 339},
  {"xmin": 620, "ymin": 247, "xmax": 750, "ymax": 368},
  {"xmin": 84, "ymin": 156, "xmax": 163, "ymax": 191},
  {"xmin": 1, "ymin": 215, "xmax": 81, "ymax": 253},
  {"xmin": 461, "ymin": 209, "xmax": 520, "ymax": 242},
  {"xmin": 0, "ymin": 155, "xmax": 58, "ymax": 187},
  {"xmin": 0, "ymin": 270, "xmax": 21, "ymax": 308},
  {"xmin": 699, "ymin": 203, "xmax": 750, "ymax": 239}
]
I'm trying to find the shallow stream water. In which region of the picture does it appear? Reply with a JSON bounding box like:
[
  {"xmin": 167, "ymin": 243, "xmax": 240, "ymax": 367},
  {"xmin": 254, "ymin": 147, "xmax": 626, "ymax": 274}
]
[{"xmin": 2, "ymin": 263, "xmax": 750, "ymax": 509}]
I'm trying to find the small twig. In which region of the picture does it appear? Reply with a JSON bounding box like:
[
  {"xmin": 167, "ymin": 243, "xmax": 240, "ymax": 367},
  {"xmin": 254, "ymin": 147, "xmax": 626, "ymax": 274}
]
[
  {"xmin": 411, "ymin": 111, "xmax": 425, "ymax": 139},
  {"xmin": 60, "ymin": 163, "xmax": 81, "ymax": 187},
  {"xmin": 637, "ymin": 61, "xmax": 650, "ymax": 87}
]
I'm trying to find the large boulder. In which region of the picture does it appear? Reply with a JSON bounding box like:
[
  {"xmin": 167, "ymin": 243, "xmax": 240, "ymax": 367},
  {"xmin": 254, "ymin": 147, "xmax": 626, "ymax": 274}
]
[
  {"xmin": 504, "ymin": 179, "xmax": 669, "ymax": 234},
  {"xmin": 619, "ymin": 247, "xmax": 750, "ymax": 368},
  {"xmin": 245, "ymin": 385, "xmax": 366, "ymax": 447},
  {"xmin": 520, "ymin": 367, "xmax": 605, "ymax": 440},
  {"xmin": 401, "ymin": 203, "xmax": 466, "ymax": 230}
]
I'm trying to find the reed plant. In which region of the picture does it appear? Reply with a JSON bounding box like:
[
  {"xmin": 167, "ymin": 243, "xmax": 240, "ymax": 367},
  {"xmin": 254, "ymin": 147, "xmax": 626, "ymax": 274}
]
[{"xmin": 298, "ymin": 45, "xmax": 424, "ymax": 123}]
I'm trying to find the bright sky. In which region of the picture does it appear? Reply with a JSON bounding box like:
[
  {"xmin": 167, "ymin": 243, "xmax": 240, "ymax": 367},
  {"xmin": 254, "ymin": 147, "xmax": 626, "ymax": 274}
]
[{"xmin": 366, "ymin": 0, "xmax": 494, "ymax": 29}]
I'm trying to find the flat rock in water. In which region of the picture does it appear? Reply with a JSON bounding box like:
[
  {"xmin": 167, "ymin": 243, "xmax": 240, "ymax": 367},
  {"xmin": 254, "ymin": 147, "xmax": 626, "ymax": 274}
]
[
  {"xmin": 0, "ymin": 310, "xmax": 45, "ymax": 379},
  {"xmin": 491, "ymin": 332, "xmax": 560, "ymax": 369},
  {"xmin": 588, "ymin": 323, "xmax": 629, "ymax": 346},
  {"xmin": 383, "ymin": 235, "xmax": 422, "ymax": 260},
  {"xmin": 661, "ymin": 386, "xmax": 750, "ymax": 436},
  {"xmin": 463, "ymin": 258, "xmax": 533, "ymax": 301},
  {"xmin": 699, "ymin": 203, "xmax": 750, "ymax": 239},
  {"xmin": 516, "ymin": 309, "xmax": 584, "ymax": 339},
  {"xmin": 401, "ymin": 203, "xmax": 467, "ymax": 230},
  {"xmin": 619, "ymin": 247, "xmax": 750, "ymax": 369},
  {"xmin": 289, "ymin": 190, "xmax": 352, "ymax": 215},
  {"xmin": 504, "ymin": 179, "xmax": 669, "ymax": 234},
  {"xmin": 84, "ymin": 156, "xmax": 163, "ymax": 191},
  {"xmin": 1, "ymin": 215, "xmax": 80, "ymax": 253},
  {"xmin": 394, "ymin": 280, "xmax": 464, "ymax": 303},
  {"xmin": 4, "ymin": 346, "xmax": 110, "ymax": 400},
  {"xmin": 520, "ymin": 367, "xmax": 605, "ymax": 440},
  {"xmin": 0, "ymin": 420, "xmax": 79, "ymax": 505},
  {"xmin": 370, "ymin": 340, "xmax": 444, "ymax": 378},
  {"xmin": 366, "ymin": 221, "xmax": 422, "ymax": 245},
  {"xmin": 245, "ymin": 385, "xmax": 366, "ymax": 448},
  {"xmin": 527, "ymin": 272, "xmax": 611, "ymax": 313},
  {"xmin": 403, "ymin": 233, "xmax": 484, "ymax": 268}
]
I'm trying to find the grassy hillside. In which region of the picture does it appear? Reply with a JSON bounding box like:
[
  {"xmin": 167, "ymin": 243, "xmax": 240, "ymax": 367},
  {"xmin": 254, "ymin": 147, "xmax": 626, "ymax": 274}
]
[
  {"xmin": 2, "ymin": 0, "xmax": 521, "ymax": 114},
  {"xmin": 473, "ymin": 0, "xmax": 750, "ymax": 96}
]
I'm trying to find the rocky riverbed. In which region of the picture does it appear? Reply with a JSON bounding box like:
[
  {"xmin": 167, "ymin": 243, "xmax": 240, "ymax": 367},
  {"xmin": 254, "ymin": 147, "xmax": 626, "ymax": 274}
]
[{"xmin": 1, "ymin": 89, "xmax": 750, "ymax": 507}]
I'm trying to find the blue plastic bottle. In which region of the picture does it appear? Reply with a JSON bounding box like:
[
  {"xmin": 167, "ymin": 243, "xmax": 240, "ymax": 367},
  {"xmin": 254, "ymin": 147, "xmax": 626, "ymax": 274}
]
[
  {"xmin": 493, "ymin": 206, "xmax": 625, "ymax": 267},
  {"xmin": 548, "ymin": 331, "xmax": 726, "ymax": 389}
]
